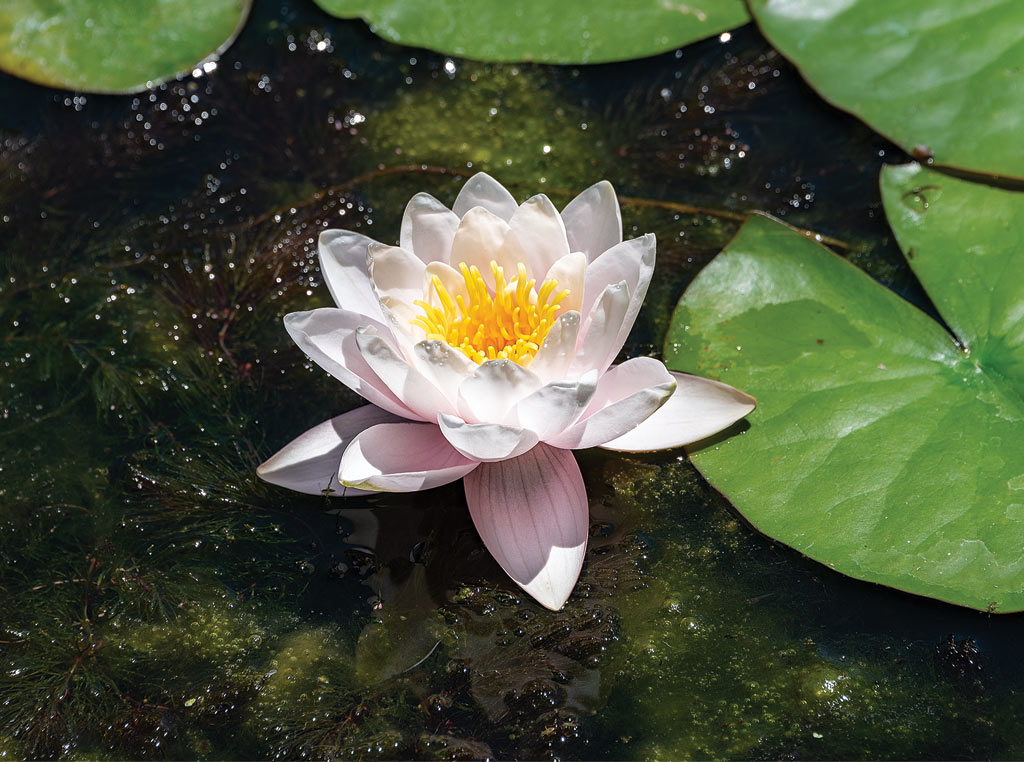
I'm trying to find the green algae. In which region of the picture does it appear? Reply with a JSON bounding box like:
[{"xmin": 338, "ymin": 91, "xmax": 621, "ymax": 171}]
[
  {"xmin": 358, "ymin": 63, "xmax": 612, "ymax": 195},
  {"xmin": 591, "ymin": 454, "xmax": 1008, "ymax": 760}
]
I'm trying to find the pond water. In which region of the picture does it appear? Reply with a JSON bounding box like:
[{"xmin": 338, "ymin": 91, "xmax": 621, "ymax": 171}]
[{"xmin": 3, "ymin": 2, "xmax": 1024, "ymax": 759}]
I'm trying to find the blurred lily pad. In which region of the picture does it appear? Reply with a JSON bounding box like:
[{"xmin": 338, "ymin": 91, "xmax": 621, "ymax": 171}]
[
  {"xmin": 748, "ymin": 0, "xmax": 1024, "ymax": 179},
  {"xmin": 665, "ymin": 187, "xmax": 1024, "ymax": 611},
  {"xmin": 0, "ymin": 0, "xmax": 251, "ymax": 93},
  {"xmin": 313, "ymin": 0, "xmax": 749, "ymax": 63}
]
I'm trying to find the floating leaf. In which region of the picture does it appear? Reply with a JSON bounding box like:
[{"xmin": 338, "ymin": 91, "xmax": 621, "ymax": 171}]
[
  {"xmin": 0, "ymin": 0, "xmax": 251, "ymax": 93},
  {"xmin": 748, "ymin": 0, "xmax": 1024, "ymax": 179},
  {"xmin": 665, "ymin": 178, "xmax": 1024, "ymax": 611},
  {"xmin": 313, "ymin": 0, "xmax": 749, "ymax": 64}
]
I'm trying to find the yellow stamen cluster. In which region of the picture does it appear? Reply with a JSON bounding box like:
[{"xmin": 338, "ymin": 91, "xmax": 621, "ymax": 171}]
[{"xmin": 412, "ymin": 260, "xmax": 569, "ymax": 365}]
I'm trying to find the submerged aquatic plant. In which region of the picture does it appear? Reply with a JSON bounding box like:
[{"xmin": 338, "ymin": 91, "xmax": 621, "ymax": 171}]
[{"xmin": 257, "ymin": 174, "xmax": 754, "ymax": 609}]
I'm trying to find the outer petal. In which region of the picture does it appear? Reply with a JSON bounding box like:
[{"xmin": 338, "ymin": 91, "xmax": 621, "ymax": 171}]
[
  {"xmin": 400, "ymin": 192, "xmax": 460, "ymax": 264},
  {"xmin": 354, "ymin": 328, "xmax": 455, "ymax": 419},
  {"xmin": 438, "ymin": 413, "xmax": 539, "ymax": 462},
  {"xmin": 514, "ymin": 370, "xmax": 599, "ymax": 441},
  {"xmin": 561, "ymin": 180, "xmax": 622, "ymax": 262},
  {"xmin": 318, "ymin": 230, "xmax": 384, "ymax": 320},
  {"xmin": 464, "ymin": 444, "xmax": 588, "ymax": 610},
  {"xmin": 548, "ymin": 357, "xmax": 676, "ymax": 449},
  {"xmin": 339, "ymin": 422, "xmax": 478, "ymax": 491},
  {"xmin": 457, "ymin": 359, "xmax": 541, "ymax": 424},
  {"xmin": 569, "ymin": 280, "xmax": 630, "ymax": 375},
  {"xmin": 581, "ymin": 234, "xmax": 656, "ymax": 371},
  {"xmin": 284, "ymin": 309, "xmax": 417, "ymax": 420},
  {"xmin": 257, "ymin": 405, "xmax": 400, "ymax": 495},
  {"xmin": 601, "ymin": 371, "xmax": 756, "ymax": 452},
  {"xmin": 508, "ymin": 194, "xmax": 570, "ymax": 275},
  {"xmin": 452, "ymin": 172, "xmax": 518, "ymax": 220}
]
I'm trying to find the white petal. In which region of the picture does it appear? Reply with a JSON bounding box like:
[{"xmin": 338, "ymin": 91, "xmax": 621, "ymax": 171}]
[
  {"xmin": 601, "ymin": 371, "xmax": 756, "ymax": 452},
  {"xmin": 528, "ymin": 310, "xmax": 581, "ymax": 382},
  {"xmin": 339, "ymin": 422, "xmax": 478, "ymax": 491},
  {"xmin": 257, "ymin": 405, "xmax": 401, "ymax": 495},
  {"xmin": 494, "ymin": 228, "xmax": 530, "ymax": 279},
  {"xmin": 284, "ymin": 309, "xmax": 416, "ymax": 419},
  {"xmin": 412, "ymin": 340, "xmax": 477, "ymax": 406},
  {"xmin": 423, "ymin": 261, "xmax": 469, "ymax": 311},
  {"xmin": 543, "ymin": 251, "xmax": 586, "ymax": 313},
  {"xmin": 366, "ymin": 242, "xmax": 426, "ymax": 311},
  {"xmin": 569, "ymin": 280, "xmax": 630, "ymax": 375},
  {"xmin": 354, "ymin": 328, "xmax": 454, "ymax": 419},
  {"xmin": 452, "ymin": 172, "xmax": 518, "ymax": 220},
  {"xmin": 508, "ymin": 194, "xmax": 570, "ymax": 276},
  {"xmin": 400, "ymin": 192, "xmax": 460, "ymax": 263},
  {"xmin": 318, "ymin": 230, "xmax": 384, "ymax": 320},
  {"xmin": 548, "ymin": 357, "xmax": 676, "ymax": 449},
  {"xmin": 457, "ymin": 359, "xmax": 541, "ymax": 424},
  {"xmin": 581, "ymin": 235, "xmax": 656, "ymax": 362},
  {"xmin": 561, "ymin": 180, "xmax": 623, "ymax": 262},
  {"xmin": 514, "ymin": 370, "xmax": 599, "ymax": 441},
  {"xmin": 438, "ymin": 413, "xmax": 539, "ymax": 462},
  {"xmin": 449, "ymin": 206, "xmax": 518, "ymax": 282},
  {"xmin": 464, "ymin": 444, "xmax": 588, "ymax": 610}
]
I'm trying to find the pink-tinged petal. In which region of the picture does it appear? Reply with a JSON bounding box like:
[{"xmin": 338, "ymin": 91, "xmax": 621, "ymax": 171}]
[
  {"xmin": 548, "ymin": 357, "xmax": 676, "ymax": 449},
  {"xmin": 464, "ymin": 444, "xmax": 588, "ymax": 610},
  {"xmin": 354, "ymin": 328, "xmax": 455, "ymax": 419},
  {"xmin": 438, "ymin": 413, "xmax": 539, "ymax": 462},
  {"xmin": 569, "ymin": 280, "xmax": 629, "ymax": 375},
  {"xmin": 284, "ymin": 309, "xmax": 417, "ymax": 420},
  {"xmin": 452, "ymin": 172, "xmax": 518, "ymax": 220},
  {"xmin": 508, "ymin": 194, "xmax": 570, "ymax": 275},
  {"xmin": 543, "ymin": 251, "xmax": 586, "ymax": 313},
  {"xmin": 339, "ymin": 422, "xmax": 478, "ymax": 491},
  {"xmin": 561, "ymin": 180, "xmax": 622, "ymax": 262},
  {"xmin": 581, "ymin": 235, "xmax": 656, "ymax": 361},
  {"xmin": 412, "ymin": 340, "xmax": 477, "ymax": 406},
  {"xmin": 257, "ymin": 405, "xmax": 400, "ymax": 496},
  {"xmin": 400, "ymin": 192, "xmax": 460, "ymax": 263},
  {"xmin": 457, "ymin": 359, "xmax": 541, "ymax": 424},
  {"xmin": 318, "ymin": 230, "xmax": 384, "ymax": 320},
  {"xmin": 527, "ymin": 310, "xmax": 580, "ymax": 382},
  {"xmin": 366, "ymin": 242, "xmax": 426, "ymax": 310},
  {"xmin": 514, "ymin": 370, "xmax": 598, "ymax": 441},
  {"xmin": 601, "ymin": 371, "xmax": 756, "ymax": 452}
]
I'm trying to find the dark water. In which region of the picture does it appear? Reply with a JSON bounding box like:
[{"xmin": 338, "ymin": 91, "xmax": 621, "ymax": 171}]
[{"xmin": 3, "ymin": 1, "xmax": 1022, "ymax": 759}]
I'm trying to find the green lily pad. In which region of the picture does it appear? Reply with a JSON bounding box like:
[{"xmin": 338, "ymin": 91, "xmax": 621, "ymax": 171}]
[
  {"xmin": 313, "ymin": 0, "xmax": 749, "ymax": 64},
  {"xmin": 665, "ymin": 173, "xmax": 1024, "ymax": 611},
  {"xmin": 748, "ymin": 0, "xmax": 1024, "ymax": 180},
  {"xmin": 0, "ymin": 0, "xmax": 251, "ymax": 94}
]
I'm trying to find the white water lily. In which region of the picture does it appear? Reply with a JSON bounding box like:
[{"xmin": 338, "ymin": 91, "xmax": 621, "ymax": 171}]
[{"xmin": 258, "ymin": 174, "xmax": 755, "ymax": 610}]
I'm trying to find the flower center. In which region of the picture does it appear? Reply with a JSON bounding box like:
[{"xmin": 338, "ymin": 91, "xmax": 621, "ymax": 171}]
[{"xmin": 411, "ymin": 260, "xmax": 569, "ymax": 365}]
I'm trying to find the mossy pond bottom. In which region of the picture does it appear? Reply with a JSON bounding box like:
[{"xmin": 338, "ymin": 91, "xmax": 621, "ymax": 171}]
[{"xmin": 3, "ymin": 2, "xmax": 1024, "ymax": 759}]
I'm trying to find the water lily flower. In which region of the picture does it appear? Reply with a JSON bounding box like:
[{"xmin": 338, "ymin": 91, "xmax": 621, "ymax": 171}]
[{"xmin": 258, "ymin": 174, "xmax": 755, "ymax": 610}]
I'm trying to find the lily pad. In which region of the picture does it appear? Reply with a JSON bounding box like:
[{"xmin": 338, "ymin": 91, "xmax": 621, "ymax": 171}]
[
  {"xmin": 665, "ymin": 174, "xmax": 1024, "ymax": 611},
  {"xmin": 313, "ymin": 0, "xmax": 749, "ymax": 64},
  {"xmin": 0, "ymin": 0, "xmax": 251, "ymax": 94},
  {"xmin": 748, "ymin": 0, "xmax": 1024, "ymax": 180}
]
